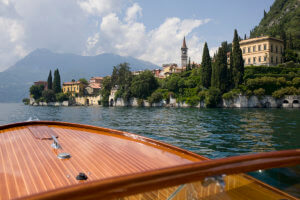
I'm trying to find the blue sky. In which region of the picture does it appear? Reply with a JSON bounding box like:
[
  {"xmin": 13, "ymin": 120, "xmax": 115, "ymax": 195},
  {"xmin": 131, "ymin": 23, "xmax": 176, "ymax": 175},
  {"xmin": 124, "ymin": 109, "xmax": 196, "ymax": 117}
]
[
  {"xmin": 137, "ymin": 0, "xmax": 274, "ymax": 47},
  {"xmin": 0, "ymin": 0, "xmax": 274, "ymax": 71}
]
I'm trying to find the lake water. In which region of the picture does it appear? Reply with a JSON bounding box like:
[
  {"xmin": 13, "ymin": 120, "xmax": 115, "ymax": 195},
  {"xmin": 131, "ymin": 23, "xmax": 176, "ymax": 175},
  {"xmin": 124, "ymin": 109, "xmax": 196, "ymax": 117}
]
[{"xmin": 0, "ymin": 103, "xmax": 299, "ymax": 197}]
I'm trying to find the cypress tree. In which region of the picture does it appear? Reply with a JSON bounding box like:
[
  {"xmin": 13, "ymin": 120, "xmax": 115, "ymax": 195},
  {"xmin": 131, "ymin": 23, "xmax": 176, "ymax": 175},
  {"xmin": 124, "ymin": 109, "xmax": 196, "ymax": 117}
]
[
  {"xmin": 201, "ymin": 42, "xmax": 212, "ymax": 88},
  {"xmin": 264, "ymin": 10, "xmax": 267, "ymax": 18},
  {"xmin": 53, "ymin": 69, "xmax": 62, "ymax": 93},
  {"xmin": 232, "ymin": 29, "xmax": 244, "ymax": 88},
  {"xmin": 186, "ymin": 57, "xmax": 191, "ymax": 71},
  {"xmin": 47, "ymin": 70, "xmax": 52, "ymax": 90},
  {"xmin": 211, "ymin": 45, "xmax": 228, "ymax": 93}
]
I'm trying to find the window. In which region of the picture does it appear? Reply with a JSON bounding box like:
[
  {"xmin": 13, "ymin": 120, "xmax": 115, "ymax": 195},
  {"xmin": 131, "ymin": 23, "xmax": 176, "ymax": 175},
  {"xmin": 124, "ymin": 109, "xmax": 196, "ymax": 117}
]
[
  {"xmin": 248, "ymin": 47, "xmax": 251, "ymax": 53},
  {"xmin": 271, "ymin": 44, "xmax": 273, "ymax": 52},
  {"xmin": 275, "ymin": 46, "xmax": 278, "ymax": 53},
  {"xmin": 258, "ymin": 56, "xmax": 261, "ymax": 62},
  {"xmin": 258, "ymin": 45, "xmax": 261, "ymax": 51},
  {"xmin": 264, "ymin": 44, "xmax": 267, "ymax": 50},
  {"xmin": 253, "ymin": 57, "xmax": 256, "ymax": 63},
  {"xmin": 243, "ymin": 48, "xmax": 246, "ymax": 54},
  {"xmin": 264, "ymin": 56, "xmax": 267, "ymax": 61},
  {"xmin": 276, "ymin": 56, "xmax": 278, "ymax": 64},
  {"xmin": 248, "ymin": 58, "xmax": 251, "ymax": 64},
  {"xmin": 253, "ymin": 46, "xmax": 256, "ymax": 52},
  {"xmin": 271, "ymin": 56, "xmax": 273, "ymax": 63}
]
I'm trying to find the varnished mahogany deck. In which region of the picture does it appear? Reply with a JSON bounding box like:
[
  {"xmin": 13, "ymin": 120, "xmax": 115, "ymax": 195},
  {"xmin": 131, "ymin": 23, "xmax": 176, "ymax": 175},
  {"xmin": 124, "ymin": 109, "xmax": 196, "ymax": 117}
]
[{"xmin": 0, "ymin": 121, "xmax": 298, "ymax": 200}]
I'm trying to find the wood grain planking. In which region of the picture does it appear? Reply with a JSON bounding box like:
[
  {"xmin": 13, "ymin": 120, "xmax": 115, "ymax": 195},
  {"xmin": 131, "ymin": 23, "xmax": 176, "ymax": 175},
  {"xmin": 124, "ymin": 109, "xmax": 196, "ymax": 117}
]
[
  {"xmin": 0, "ymin": 122, "xmax": 298, "ymax": 200},
  {"xmin": 28, "ymin": 126, "xmax": 58, "ymax": 140},
  {"xmin": 0, "ymin": 129, "xmax": 10, "ymax": 200}
]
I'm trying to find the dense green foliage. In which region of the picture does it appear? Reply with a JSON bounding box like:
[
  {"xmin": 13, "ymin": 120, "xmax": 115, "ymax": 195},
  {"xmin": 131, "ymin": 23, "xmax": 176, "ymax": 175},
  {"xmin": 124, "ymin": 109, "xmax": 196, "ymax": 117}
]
[
  {"xmin": 79, "ymin": 78, "xmax": 88, "ymax": 85},
  {"xmin": 211, "ymin": 44, "xmax": 228, "ymax": 93},
  {"xmin": 42, "ymin": 90, "xmax": 56, "ymax": 103},
  {"xmin": 100, "ymin": 76, "xmax": 112, "ymax": 106},
  {"xmin": 131, "ymin": 70, "xmax": 158, "ymax": 99},
  {"xmin": 111, "ymin": 63, "xmax": 133, "ymax": 100},
  {"xmin": 232, "ymin": 30, "xmax": 244, "ymax": 88},
  {"xmin": 272, "ymin": 86, "xmax": 300, "ymax": 98},
  {"xmin": 53, "ymin": 69, "xmax": 61, "ymax": 93},
  {"xmin": 204, "ymin": 87, "xmax": 221, "ymax": 108},
  {"xmin": 201, "ymin": 42, "xmax": 212, "ymax": 88},
  {"xmin": 250, "ymin": 0, "xmax": 300, "ymax": 51},
  {"xmin": 56, "ymin": 92, "xmax": 69, "ymax": 102},
  {"xmin": 22, "ymin": 98, "xmax": 30, "ymax": 105},
  {"xmin": 47, "ymin": 70, "xmax": 52, "ymax": 90},
  {"xmin": 222, "ymin": 89, "xmax": 240, "ymax": 100},
  {"xmin": 30, "ymin": 85, "xmax": 44, "ymax": 100}
]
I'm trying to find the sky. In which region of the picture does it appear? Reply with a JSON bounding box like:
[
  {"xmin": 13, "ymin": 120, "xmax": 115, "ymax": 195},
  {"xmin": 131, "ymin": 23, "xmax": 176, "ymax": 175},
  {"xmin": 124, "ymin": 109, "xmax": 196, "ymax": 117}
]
[{"xmin": 0, "ymin": 0, "xmax": 274, "ymax": 71}]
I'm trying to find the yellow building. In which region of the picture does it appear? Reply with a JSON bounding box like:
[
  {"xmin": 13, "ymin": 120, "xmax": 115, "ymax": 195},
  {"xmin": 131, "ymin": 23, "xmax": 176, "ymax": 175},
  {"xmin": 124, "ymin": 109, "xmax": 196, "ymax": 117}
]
[
  {"xmin": 240, "ymin": 36, "xmax": 284, "ymax": 66},
  {"xmin": 62, "ymin": 81, "xmax": 84, "ymax": 96}
]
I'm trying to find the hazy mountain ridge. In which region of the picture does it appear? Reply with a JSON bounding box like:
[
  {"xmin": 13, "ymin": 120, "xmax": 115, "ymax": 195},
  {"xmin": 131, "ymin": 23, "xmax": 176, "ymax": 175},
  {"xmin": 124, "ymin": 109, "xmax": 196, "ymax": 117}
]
[{"xmin": 0, "ymin": 49, "xmax": 159, "ymax": 102}]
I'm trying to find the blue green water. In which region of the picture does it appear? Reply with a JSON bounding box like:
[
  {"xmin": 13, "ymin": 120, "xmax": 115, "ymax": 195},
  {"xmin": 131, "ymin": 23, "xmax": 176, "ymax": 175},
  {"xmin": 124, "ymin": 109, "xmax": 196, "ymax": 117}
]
[{"xmin": 0, "ymin": 103, "xmax": 299, "ymax": 196}]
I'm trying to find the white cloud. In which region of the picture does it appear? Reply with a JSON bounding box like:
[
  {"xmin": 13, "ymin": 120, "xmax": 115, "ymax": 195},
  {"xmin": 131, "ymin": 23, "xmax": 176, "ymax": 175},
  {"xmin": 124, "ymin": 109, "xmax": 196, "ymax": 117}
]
[
  {"xmin": 77, "ymin": 0, "xmax": 124, "ymax": 16},
  {"xmin": 125, "ymin": 3, "xmax": 142, "ymax": 23},
  {"xmin": 86, "ymin": 9, "xmax": 210, "ymax": 66},
  {"xmin": 0, "ymin": 0, "xmax": 211, "ymax": 71}
]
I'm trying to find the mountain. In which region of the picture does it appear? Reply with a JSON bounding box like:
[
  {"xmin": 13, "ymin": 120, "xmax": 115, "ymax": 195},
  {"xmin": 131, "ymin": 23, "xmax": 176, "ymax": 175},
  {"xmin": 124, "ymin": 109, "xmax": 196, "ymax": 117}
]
[
  {"xmin": 0, "ymin": 49, "xmax": 159, "ymax": 102},
  {"xmin": 250, "ymin": 0, "xmax": 300, "ymax": 50}
]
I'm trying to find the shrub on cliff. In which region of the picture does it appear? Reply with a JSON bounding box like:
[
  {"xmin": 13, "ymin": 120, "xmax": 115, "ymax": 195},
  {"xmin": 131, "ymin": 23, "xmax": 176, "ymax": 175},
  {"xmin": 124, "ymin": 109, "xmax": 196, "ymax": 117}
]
[
  {"xmin": 42, "ymin": 89, "xmax": 56, "ymax": 103},
  {"xmin": 22, "ymin": 98, "xmax": 30, "ymax": 105},
  {"xmin": 292, "ymin": 77, "xmax": 300, "ymax": 87},
  {"xmin": 272, "ymin": 87, "xmax": 300, "ymax": 99},
  {"xmin": 148, "ymin": 90, "xmax": 163, "ymax": 104},
  {"xmin": 222, "ymin": 89, "xmax": 241, "ymax": 100},
  {"xmin": 56, "ymin": 92, "xmax": 69, "ymax": 102},
  {"xmin": 30, "ymin": 85, "xmax": 44, "ymax": 100},
  {"xmin": 205, "ymin": 87, "xmax": 221, "ymax": 108},
  {"xmin": 131, "ymin": 70, "xmax": 158, "ymax": 99},
  {"xmin": 246, "ymin": 76, "xmax": 287, "ymax": 94},
  {"xmin": 253, "ymin": 88, "xmax": 265, "ymax": 98}
]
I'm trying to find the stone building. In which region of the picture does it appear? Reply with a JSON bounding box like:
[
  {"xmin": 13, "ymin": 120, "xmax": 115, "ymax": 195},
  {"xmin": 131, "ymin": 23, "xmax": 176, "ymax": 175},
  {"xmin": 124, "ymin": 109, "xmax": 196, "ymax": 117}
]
[
  {"xmin": 181, "ymin": 36, "xmax": 188, "ymax": 68},
  {"xmin": 62, "ymin": 81, "xmax": 84, "ymax": 96},
  {"xmin": 240, "ymin": 36, "xmax": 284, "ymax": 66},
  {"xmin": 34, "ymin": 81, "xmax": 48, "ymax": 90}
]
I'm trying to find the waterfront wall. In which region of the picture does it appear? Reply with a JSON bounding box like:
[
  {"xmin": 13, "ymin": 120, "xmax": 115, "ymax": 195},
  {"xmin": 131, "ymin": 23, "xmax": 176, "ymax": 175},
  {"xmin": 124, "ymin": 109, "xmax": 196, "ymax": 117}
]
[
  {"xmin": 29, "ymin": 95, "xmax": 300, "ymax": 108},
  {"xmin": 75, "ymin": 95, "xmax": 101, "ymax": 106},
  {"xmin": 110, "ymin": 95, "xmax": 300, "ymax": 108}
]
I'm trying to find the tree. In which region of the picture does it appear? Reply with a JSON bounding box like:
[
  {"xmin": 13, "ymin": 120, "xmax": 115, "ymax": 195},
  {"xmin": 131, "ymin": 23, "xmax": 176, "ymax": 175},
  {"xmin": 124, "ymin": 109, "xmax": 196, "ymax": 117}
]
[
  {"xmin": 47, "ymin": 70, "xmax": 52, "ymax": 90},
  {"xmin": 100, "ymin": 76, "xmax": 112, "ymax": 106},
  {"xmin": 30, "ymin": 85, "xmax": 44, "ymax": 100},
  {"xmin": 231, "ymin": 29, "xmax": 244, "ymax": 88},
  {"xmin": 131, "ymin": 70, "xmax": 159, "ymax": 99},
  {"xmin": 201, "ymin": 42, "xmax": 212, "ymax": 88},
  {"xmin": 53, "ymin": 69, "xmax": 61, "ymax": 93},
  {"xmin": 211, "ymin": 45, "xmax": 228, "ymax": 93},
  {"xmin": 186, "ymin": 57, "xmax": 191, "ymax": 71},
  {"xmin": 42, "ymin": 90, "xmax": 56, "ymax": 103},
  {"xmin": 244, "ymin": 34, "xmax": 247, "ymax": 40},
  {"xmin": 264, "ymin": 10, "xmax": 267, "ymax": 18},
  {"xmin": 111, "ymin": 63, "xmax": 133, "ymax": 100},
  {"xmin": 79, "ymin": 78, "xmax": 88, "ymax": 85}
]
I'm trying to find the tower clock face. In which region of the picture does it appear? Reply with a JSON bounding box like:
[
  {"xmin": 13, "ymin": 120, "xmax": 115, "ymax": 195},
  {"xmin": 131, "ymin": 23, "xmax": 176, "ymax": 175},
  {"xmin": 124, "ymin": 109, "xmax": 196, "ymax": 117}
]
[{"xmin": 183, "ymin": 50, "xmax": 186, "ymax": 54}]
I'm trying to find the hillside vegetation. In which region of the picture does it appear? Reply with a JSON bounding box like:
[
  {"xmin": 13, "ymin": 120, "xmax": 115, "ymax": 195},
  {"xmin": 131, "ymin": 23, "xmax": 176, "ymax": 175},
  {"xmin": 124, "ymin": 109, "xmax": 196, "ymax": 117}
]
[{"xmin": 250, "ymin": 0, "xmax": 300, "ymax": 51}]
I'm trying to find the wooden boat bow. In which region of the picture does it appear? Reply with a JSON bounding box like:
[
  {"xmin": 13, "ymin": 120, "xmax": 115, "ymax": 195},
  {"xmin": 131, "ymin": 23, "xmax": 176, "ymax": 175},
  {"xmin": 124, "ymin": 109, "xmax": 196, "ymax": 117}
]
[{"xmin": 0, "ymin": 121, "xmax": 299, "ymax": 200}]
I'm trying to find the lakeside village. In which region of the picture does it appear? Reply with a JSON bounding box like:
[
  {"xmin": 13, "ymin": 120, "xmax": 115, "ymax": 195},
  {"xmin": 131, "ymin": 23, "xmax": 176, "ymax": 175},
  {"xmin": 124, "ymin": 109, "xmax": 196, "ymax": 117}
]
[{"xmin": 25, "ymin": 30, "xmax": 300, "ymax": 108}]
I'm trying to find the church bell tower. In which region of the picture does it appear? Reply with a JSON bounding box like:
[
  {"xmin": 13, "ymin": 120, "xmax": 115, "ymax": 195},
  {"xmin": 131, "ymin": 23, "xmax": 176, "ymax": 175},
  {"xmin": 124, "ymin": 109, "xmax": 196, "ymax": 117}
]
[{"xmin": 181, "ymin": 36, "xmax": 188, "ymax": 69}]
